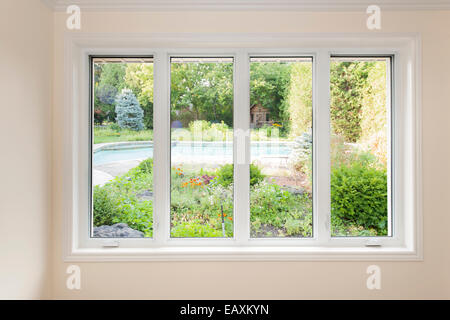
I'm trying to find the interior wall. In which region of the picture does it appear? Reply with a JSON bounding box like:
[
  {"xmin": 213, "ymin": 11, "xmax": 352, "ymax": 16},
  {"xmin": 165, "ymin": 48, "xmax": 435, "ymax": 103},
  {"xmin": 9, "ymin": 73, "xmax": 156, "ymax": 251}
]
[
  {"xmin": 0, "ymin": 0, "xmax": 53, "ymax": 299},
  {"xmin": 52, "ymin": 10, "xmax": 450, "ymax": 299}
]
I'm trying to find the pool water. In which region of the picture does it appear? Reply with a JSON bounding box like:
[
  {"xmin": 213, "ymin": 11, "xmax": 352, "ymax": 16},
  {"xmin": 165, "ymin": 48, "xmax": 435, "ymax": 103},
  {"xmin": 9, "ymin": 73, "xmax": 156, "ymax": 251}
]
[{"xmin": 94, "ymin": 142, "xmax": 292, "ymax": 165}]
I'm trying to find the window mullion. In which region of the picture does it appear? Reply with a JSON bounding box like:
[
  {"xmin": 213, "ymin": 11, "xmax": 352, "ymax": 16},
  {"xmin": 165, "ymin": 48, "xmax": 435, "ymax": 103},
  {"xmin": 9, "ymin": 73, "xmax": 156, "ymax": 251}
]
[
  {"xmin": 153, "ymin": 51, "xmax": 170, "ymax": 245},
  {"xmin": 315, "ymin": 50, "xmax": 331, "ymax": 244},
  {"xmin": 234, "ymin": 50, "xmax": 250, "ymax": 244}
]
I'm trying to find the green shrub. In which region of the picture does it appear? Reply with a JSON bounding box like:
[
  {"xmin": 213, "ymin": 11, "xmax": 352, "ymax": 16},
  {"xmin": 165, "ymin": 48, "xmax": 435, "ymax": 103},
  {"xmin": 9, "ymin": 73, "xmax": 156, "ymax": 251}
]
[
  {"xmin": 330, "ymin": 135, "xmax": 378, "ymax": 169},
  {"xmin": 250, "ymin": 181, "xmax": 312, "ymax": 237},
  {"xmin": 113, "ymin": 198, "xmax": 153, "ymax": 237},
  {"xmin": 93, "ymin": 159, "xmax": 154, "ymax": 236},
  {"xmin": 250, "ymin": 164, "xmax": 265, "ymax": 186},
  {"xmin": 136, "ymin": 158, "xmax": 153, "ymax": 175},
  {"xmin": 110, "ymin": 122, "xmax": 121, "ymax": 132},
  {"xmin": 93, "ymin": 186, "xmax": 117, "ymax": 226},
  {"xmin": 214, "ymin": 164, "xmax": 265, "ymax": 187},
  {"xmin": 214, "ymin": 164, "xmax": 233, "ymax": 187},
  {"xmin": 284, "ymin": 215, "xmax": 312, "ymax": 237},
  {"xmin": 171, "ymin": 222, "xmax": 223, "ymax": 238},
  {"xmin": 284, "ymin": 217, "xmax": 302, "ymax": 236},
  {"xmin": 188, "ymin": 120, "xmax": 211, "ymax": 133},
  {"xmin": 331, "ymin": 162, "xmax": 387, "ymax": 234}
]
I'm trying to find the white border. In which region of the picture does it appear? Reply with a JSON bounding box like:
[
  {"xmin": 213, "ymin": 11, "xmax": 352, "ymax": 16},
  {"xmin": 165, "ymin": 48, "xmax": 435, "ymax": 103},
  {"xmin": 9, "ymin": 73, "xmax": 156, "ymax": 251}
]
[{"xmin": 63, "ymin": 32, "xmax": 422, "ymax": 261}]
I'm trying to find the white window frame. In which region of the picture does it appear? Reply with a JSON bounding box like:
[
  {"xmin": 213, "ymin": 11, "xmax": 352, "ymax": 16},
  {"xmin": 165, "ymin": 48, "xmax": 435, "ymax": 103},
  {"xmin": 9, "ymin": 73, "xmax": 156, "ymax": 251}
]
[{"xmin": 63, "ymin": 33, "xmax": 422, "ymax": 261}]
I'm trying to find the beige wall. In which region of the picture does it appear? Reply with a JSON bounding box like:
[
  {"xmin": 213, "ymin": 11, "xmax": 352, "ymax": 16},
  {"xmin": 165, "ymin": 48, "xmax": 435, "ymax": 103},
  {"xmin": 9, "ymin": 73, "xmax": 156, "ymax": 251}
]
[
  {"xmin": 49, "ymin": 10, "xmax": 450, "ymax": 299},
  {"xmin": 0, "ymin": 0, "xmax": 53, "ymax": 299},
  {"xmin": 8, "ymin": 1, "xmax": 450, "ymax": 301}
]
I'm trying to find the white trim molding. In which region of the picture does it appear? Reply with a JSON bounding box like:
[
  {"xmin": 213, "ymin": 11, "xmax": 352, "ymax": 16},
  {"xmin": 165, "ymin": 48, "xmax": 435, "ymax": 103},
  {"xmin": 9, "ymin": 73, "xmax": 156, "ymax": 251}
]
[
  {"xmin": 63, "ymin": 32, "xmax": 422, "ymax": 262},
  {"xmin": 43, "ymin": 0, "xmax": 450, "ymax": 12}
]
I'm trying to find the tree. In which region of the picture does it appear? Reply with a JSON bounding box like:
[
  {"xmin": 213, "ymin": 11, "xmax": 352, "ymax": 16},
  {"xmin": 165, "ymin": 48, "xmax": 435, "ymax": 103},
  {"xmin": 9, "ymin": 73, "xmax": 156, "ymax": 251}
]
[
  {"xmin": 359, "ymin": 61, "xmax": 388, "ymax": 166},
  {"xmin": 250, "ymin": 62, "xmax": 291, "ymax": 126},
  {"xmin": 330, "ymin": 61, "xmax": 372, "ymax": 143},
  {"xmin": 97, "ymin": 84, "xmax": 117, "ymax": 105},
  {"xmin": 94, "ymin": 63, "xmax": 127, "ymax": 123},
  {"xmin": 124, "ymin": 63, "xmax": 154, "ymax": 129},
  {"xmin": 170, "ymin": 62, "xmax": 233, "ymax": 127},
  {"xmin": 115, "ymin": 89, "xmax": 144, "ymax": 130},
  {"xmin": 99, "ymin": 63, "xmax": 127, "ymax": 90},
  {"xmin": 286, "ymin": 62, "xmax": 313, "ymax": 138},
  {"xmin": 95, "ymin": 84, "xmax": 117, "ymax": 123}
]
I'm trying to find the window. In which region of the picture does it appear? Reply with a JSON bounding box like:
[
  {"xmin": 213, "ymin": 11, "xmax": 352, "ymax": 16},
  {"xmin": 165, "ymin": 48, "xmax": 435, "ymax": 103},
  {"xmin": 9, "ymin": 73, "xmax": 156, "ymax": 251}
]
[
  {"xmin": 91, "ymin": 57, "xmax": 154, "ymax": 238},
  {"xmin": 329, "ymin": 56, "xmax": 392, "ymax": 237},
  {"xmin": 169, "ymin": 57, "xmax": 234, "ymax": 238},
  {"xmin": 249, "ymin": 57, "xmax": 313, "ymax": 238},
  {"xmin": 64, "ymin": 33, "xmax": 421, "ymax": 261}
]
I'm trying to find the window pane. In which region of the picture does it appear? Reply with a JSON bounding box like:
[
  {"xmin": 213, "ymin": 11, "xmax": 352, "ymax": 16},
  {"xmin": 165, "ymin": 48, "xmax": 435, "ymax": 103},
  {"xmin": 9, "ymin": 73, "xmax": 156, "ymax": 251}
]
[
  {"xmin": 170, "ymin": 57, "xmax": 234, "ymax": 238},
  {"xmin": 91, "ymin": 57, "xmax": 154, "ymax": 238},
  {"xmin": 330, "ymin": 56, "xmax": 391, "ymax": 237},
  {"xmin": 249, "ymin": 57, "xmax": 313, "ymax": 238}
]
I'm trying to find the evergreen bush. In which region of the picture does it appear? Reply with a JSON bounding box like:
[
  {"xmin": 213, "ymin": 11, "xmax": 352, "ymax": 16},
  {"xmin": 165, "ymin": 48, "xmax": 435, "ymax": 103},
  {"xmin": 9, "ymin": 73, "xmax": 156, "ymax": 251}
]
[{"xmin": 115, "ymin": 89, "xmax": 145, "ymax": 131}]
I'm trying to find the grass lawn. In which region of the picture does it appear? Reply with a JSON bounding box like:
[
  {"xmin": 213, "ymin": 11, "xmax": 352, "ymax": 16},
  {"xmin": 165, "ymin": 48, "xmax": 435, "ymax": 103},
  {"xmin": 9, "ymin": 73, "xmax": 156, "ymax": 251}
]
[
  {"xmin": 94, "ymin": 123, "xmax": 287, "ymax": 144},
  {"xmin": 94, "ymin": 126, "xmax": 153, "ymax": 144}
]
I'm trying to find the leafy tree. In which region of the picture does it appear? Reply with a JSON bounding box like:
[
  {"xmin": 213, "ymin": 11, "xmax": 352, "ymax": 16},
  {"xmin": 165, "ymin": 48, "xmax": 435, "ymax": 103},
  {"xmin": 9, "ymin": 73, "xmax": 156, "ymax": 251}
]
[
  {"xmin": 115, "ymin": 89, "xmax": 144, "ymax": 131},
  {"xmin": 93, "ymin": 63, "xmax": 127, "ymax": 123},
  {"xmin": 99, "ymin": 63, "xmax": 127, "ymax": 90},
  {"xmin": 169, "ymin": 61, "xmax": 292, "ymax": 130},
  {"xmin": 125, "ymin": 63, "xmax": 154, "ymax": 129},
  {"xmin": 96, "ymin": 84, "xmax": 117, "ymax": 105},
  {"xmin": 93, "ymin": 107, "xmax": 107, "ymax": 125},
  {"xmin": 250, "ymin": 62, "xmax": 291, "ymax": 127},
  {"xmin": 94, "ymin": 84, "xmax": 118, "ymax": 123},
  {"xmin": 170, "ymin": 62, "xmax": 233, "ymax": 127}
]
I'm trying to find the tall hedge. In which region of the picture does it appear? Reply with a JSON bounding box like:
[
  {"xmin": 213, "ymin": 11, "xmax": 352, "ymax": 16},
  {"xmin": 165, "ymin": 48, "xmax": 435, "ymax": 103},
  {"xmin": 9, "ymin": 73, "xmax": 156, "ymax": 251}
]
[
  {"xmin": 330, "ymin": 61, "xmax": 372, "ymax": 143},
  {"xmin": 287, "ymin": 62, "xmax": 313, "ymax": 138},
  {"xmin": 360, "ymin": 61, "xmax": 388, "ymax": 166}
]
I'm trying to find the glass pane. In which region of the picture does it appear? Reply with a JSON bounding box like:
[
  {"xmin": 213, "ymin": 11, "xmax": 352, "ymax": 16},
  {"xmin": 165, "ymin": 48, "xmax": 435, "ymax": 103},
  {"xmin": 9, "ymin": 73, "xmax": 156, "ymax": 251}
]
[
  {"xmin": 92, "ymin": 57, "xmax": 154, "ymax": 238},
  {"xmin": 249, "ymin": 57, "xmax": 313, "ymax": 238},
  {"xmin": 330, "ymin": 56, "xmax": 391, "ymax": 237},
  {"xmin": 170, "ymin": 57, "xmax": 234, "ymax": 238}
]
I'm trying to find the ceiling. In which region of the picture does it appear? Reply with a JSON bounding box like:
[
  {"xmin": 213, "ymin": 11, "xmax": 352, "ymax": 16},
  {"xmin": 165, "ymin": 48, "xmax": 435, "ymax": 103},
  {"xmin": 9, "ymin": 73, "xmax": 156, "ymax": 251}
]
[{"xmin": 41, "ymin": 0, "xmax": 450, "ymax": 12}]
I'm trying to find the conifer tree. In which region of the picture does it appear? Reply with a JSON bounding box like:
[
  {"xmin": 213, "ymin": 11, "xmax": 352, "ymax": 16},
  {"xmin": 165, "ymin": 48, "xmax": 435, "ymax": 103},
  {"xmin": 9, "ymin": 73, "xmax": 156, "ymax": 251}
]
[{"xmin": 115, "ymin": 89, "xmax": 144, "ymax": 131}]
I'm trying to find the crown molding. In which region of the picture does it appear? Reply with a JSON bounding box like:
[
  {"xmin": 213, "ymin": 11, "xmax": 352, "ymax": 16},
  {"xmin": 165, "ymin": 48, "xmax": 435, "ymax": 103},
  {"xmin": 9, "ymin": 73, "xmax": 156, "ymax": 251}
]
[{"xmin": 41, "ymin": 0, "xmax": 450, "ymax": 12}]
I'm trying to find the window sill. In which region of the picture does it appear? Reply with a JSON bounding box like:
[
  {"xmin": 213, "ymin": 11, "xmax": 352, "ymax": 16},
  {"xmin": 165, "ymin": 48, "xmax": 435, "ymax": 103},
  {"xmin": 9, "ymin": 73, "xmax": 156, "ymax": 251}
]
[{"xmin": 65, "ymin": 245, "xmax": 422, "ymax": 262}]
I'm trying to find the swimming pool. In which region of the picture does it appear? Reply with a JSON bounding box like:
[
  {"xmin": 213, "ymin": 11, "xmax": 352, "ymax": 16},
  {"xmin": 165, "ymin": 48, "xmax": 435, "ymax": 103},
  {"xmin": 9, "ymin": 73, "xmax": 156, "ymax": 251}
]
[{"xmin": 93, "ymin": 141, "xmax": 293, "ymax": 166}]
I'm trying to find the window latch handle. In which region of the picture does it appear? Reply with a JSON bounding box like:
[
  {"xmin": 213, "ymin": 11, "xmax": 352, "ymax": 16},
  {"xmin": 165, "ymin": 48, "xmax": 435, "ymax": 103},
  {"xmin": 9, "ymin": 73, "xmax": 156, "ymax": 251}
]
[
  {"xmin": 365, "ymin": 239, "xmax": 382, "ymax": 247},
  {"xmin": 102, "ymin": 240, "xmax": 120, "ymax": 248}
]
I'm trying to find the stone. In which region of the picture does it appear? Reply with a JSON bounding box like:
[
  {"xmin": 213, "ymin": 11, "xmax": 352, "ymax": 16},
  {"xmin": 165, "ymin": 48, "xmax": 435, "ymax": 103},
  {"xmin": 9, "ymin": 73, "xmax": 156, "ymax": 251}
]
[
  {"xmin": 136, "ymin": 190, "xmax": 153, "ymax": 201},
  {"xmin": 93, "ymin": 223, "xmax": 144, "ymax": 238},
  {"xmin": 282, "ymin": 186, "xmax": 306, "ymax": 195}
]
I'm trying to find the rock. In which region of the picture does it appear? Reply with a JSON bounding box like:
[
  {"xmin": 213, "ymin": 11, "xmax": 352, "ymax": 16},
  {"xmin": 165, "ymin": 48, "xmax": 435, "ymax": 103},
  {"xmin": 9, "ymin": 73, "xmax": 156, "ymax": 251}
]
[
  {"xmin": 136, "ymin": 190, "xmax": 153, "ymax": 201},
  {"xmin": 282, "ymin": 186, "xmax": 306, "ymax": 195},
  {"xmin": 93, "ymin": 223, "xmax": 144, "ymax": 238}
]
